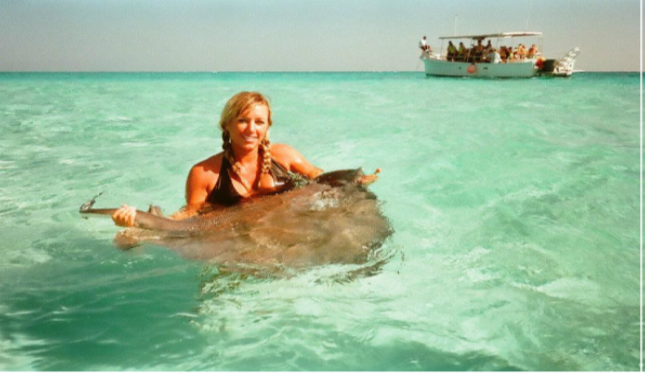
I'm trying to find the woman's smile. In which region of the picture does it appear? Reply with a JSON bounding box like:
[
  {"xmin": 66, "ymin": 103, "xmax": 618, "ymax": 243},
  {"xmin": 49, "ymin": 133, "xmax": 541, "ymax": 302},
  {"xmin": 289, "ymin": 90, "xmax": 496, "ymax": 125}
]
[{"xmin": 229, "ymin": 104, "xmax": 270, "ymax": 150}]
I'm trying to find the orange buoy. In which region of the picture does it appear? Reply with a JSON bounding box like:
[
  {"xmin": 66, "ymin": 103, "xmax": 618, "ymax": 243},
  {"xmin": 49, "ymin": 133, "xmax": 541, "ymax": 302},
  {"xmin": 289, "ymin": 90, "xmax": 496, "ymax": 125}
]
[{"xmin": 467, "ymin": 64, "xmax": 477, "ymax": 74}]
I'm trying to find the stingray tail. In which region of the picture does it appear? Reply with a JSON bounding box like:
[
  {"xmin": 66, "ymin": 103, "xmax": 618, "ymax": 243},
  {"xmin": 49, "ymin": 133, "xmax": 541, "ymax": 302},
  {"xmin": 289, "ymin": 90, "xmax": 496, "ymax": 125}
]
[
  {"xmin": 79, "ymin": 192, "xmax": 103, "ymax": 213},
  {"xmin": 79, "ymin": 194, "xmax": 193, "ymax": 232}
]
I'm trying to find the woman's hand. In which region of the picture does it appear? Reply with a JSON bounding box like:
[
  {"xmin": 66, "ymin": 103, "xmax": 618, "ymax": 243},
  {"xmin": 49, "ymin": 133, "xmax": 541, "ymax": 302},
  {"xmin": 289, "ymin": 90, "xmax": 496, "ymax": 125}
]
[
  {"xmin": 111, "ymin": 205, "xmax": 137, "ymax": 227},
  {"xmin": 358, "ymin": 168, "xmax": 381, "ymax": 185}
]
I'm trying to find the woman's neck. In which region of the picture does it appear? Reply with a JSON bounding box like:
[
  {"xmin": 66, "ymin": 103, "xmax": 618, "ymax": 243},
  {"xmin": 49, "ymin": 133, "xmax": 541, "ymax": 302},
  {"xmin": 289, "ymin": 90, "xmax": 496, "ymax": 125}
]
[{"xmin": 231, "ymin": 145, "xmax": 259, "ymax": 169}]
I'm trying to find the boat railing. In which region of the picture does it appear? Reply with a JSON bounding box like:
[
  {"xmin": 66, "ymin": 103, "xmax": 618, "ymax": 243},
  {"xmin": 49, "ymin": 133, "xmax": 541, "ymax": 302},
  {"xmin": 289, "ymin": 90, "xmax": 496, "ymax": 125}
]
[
  {"xmin": 434, "ymin": 50, "xmax": 537, "ymax": 64},
  {"xmin": 420, "ymin": 50, "xmax": 441, "ymax": 60}
]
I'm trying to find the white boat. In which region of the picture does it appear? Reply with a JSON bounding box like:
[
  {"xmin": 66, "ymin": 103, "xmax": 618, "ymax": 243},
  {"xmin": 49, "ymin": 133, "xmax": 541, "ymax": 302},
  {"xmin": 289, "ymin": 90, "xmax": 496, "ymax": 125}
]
[{"xmin": 420, "ymin": 32, "xmax": 580, "ymax": 78}]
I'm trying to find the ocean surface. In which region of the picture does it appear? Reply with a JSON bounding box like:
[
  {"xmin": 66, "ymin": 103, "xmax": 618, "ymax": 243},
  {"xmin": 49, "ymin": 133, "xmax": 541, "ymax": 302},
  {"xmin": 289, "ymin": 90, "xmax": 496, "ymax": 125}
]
[{"xmin": 0, "ymin": 72, "xmax": 640, "ymax": 371}]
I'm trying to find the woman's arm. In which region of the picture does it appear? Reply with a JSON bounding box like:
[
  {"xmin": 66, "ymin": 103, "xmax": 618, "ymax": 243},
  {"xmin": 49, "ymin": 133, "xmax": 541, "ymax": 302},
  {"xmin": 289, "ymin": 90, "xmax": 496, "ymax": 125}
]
[
  {"xmin": 271, "ymin": 143, "xmax": 381, "ymax": 185},
  {"xmin": 111, "ymin": 155, "xmax": 222, "ymax": 227},
  {"xmin": 184, "ymin": 155, "xmax": 222, "ymax": 210}
]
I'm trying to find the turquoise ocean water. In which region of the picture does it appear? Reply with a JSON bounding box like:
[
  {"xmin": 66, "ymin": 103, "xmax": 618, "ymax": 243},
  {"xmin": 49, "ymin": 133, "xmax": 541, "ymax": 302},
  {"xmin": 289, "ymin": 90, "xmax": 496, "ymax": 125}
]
[{"xmin": 0, "ymin": 72, "xmax": 640, "ymax": 371}]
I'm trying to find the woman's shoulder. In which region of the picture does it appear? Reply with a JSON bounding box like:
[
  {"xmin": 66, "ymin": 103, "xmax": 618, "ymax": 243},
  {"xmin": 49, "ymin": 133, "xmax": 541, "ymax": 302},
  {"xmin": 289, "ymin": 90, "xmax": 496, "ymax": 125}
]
[
  {"xmin": 185, "ymin": 153, "xmax": 224, "ymax": 208},
  {"xmin": 191, "ymin": 152, "xmax": 224, "ymax": 177}
]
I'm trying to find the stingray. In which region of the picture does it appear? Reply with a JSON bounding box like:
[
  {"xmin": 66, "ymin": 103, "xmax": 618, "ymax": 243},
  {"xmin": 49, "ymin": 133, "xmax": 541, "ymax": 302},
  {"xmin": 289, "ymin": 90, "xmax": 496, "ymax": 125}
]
[{"xmin": 80, "ymin": 169, "xmax": 393, "ymax": 272}]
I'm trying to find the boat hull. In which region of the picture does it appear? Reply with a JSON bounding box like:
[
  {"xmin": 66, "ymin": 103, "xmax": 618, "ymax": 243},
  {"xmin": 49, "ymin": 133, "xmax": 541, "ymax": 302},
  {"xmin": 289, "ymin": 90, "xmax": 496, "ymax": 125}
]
[{"xmin": 422, "ymin": 58, "xmax": 537, "ymax": 78}]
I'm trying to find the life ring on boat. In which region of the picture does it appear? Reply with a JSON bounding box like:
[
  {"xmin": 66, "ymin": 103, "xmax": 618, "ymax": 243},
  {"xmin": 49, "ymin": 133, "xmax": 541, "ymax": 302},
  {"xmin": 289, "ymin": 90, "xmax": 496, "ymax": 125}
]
[
  {"xmin": 536, "ymin": 58, "xmax": 544, "ymax": 69},
  {"xmin": 467, "ymin": 64, "xmax": 477, "ymax": 74}
]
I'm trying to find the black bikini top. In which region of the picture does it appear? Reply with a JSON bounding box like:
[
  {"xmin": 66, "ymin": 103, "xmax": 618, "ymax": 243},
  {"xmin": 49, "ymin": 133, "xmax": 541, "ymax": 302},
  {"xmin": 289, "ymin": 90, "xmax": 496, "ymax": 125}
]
[{"xmin": 205, "ymin": 156, "xmax": 294, "ymax": 207}]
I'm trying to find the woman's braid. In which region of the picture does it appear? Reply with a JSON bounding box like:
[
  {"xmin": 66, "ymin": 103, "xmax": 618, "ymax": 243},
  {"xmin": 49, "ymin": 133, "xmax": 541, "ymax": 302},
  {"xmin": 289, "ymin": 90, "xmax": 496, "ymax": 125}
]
[
  {"xmin": 260, "ymin": 135, "xmax": 271, "ymax": 175},
  {"xmin": 257, "ymin": 135, "xmax": 275, "ymax": 190},
  {"xmin": 221, "ymin": 129, "xmax": 242, "ymax": 176}
]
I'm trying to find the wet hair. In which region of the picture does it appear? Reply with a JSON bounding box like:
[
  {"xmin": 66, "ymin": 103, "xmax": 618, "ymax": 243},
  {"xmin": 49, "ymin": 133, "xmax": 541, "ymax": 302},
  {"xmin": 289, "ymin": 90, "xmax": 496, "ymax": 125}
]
[{"xmin": 219, "ymin": 91, "xmax": 274, "ymax": 187}]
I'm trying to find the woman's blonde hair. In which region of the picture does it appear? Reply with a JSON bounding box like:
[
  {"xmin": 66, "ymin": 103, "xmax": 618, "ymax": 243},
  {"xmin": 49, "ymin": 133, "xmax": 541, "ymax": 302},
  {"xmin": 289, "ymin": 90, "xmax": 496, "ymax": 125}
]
[{"xmin": 219, "ymin": 91, "xmax": 274, "ymax": 189}]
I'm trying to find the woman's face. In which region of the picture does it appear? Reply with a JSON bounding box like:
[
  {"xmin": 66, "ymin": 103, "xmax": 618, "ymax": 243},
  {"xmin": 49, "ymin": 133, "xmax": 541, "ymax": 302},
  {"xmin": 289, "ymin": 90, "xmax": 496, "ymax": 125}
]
[{"xmin": 227, "ymin": 103, "xmax": 270, "ymax": 152}]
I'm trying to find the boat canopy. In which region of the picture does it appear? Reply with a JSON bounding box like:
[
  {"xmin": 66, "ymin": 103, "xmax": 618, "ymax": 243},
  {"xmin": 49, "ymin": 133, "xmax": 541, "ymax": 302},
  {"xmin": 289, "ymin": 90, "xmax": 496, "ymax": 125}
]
[{"xmin": 439, "ymin": 32, "xmax": 543, "ymax": 40}]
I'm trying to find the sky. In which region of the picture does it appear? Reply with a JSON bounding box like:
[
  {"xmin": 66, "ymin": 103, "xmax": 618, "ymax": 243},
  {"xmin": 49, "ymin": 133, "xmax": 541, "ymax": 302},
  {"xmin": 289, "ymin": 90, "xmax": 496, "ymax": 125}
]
[{"xmin": 0, "ymin": 0, "xmax": 641, "ymax": 72}]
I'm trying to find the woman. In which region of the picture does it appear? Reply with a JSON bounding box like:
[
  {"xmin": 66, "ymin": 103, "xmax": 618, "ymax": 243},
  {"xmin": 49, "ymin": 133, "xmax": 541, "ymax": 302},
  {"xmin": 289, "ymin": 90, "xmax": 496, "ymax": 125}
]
[{"xmin": 112, "ymin": 91, "xmax": 324, "ymax": 227}]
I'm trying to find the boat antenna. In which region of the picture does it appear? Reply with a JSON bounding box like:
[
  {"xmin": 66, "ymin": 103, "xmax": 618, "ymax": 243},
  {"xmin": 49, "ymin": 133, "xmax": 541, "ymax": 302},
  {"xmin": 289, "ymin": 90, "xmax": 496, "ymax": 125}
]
[
  {"xmin": 525, "ymin": 0, "xmax": 533, "ymax": 30},
  {"xmin": 454, "ymin": 14, "xmax": 458, "ymax": 36}
]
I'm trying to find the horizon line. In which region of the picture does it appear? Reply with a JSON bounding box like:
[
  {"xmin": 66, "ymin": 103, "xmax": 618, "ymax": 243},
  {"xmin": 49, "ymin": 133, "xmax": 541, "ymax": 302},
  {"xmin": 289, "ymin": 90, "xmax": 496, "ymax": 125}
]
[{"xmin": 0, "ymin": 70, "xmax": 639, "ymax": 74}]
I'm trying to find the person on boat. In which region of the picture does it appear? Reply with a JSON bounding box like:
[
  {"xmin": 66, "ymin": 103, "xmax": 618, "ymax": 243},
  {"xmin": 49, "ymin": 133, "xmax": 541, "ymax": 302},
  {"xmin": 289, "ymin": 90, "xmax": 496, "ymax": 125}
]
[
  {"xmin": 507, "ymin": 46, "xmax": 516, "ymax": 62},
  {"xmin": 483, "ymin": 40, "xmax": 493, "ymax": 54},
  {"xmin": 488, "ymin": 48, "xmax": 501, "ymax": 64},
  {"xmin": 447, "ymin": 41, "xmax": 458, "ymax": 61},
  {"xmin": 457, "ymin": 42, "xmax": 467, "ymax": 62},
  {"xmin": 498, "ymin": 46, "xmax": 507, "ymax": 62},
  {"xmin": 516, "ymin": 44, "xmax": 527, "ymax": 60},
  {"xmin": 473, "ymin": 39, "xmax": 484, "ymax": 62},
  {"xmin": 527, "ymin": 44, "xmax": 539, "ymax": 58},
  {"xmin": 112, "ymin": 92, "xmax": 341, "ymax": 227},
  {"xmin": 481, "ymin": 41, "xmax": 494, "ymax": 63},
  {"xmin": 419, "ymin": 36, "xmax": 431, "ymax": 52}
]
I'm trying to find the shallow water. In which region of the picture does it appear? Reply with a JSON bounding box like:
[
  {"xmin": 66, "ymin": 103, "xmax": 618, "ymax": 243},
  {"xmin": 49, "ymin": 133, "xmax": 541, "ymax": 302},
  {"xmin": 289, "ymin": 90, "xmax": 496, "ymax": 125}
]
[{"xmin": 0, "ymin": 72, "xmax": 640, "ymax": 370}]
